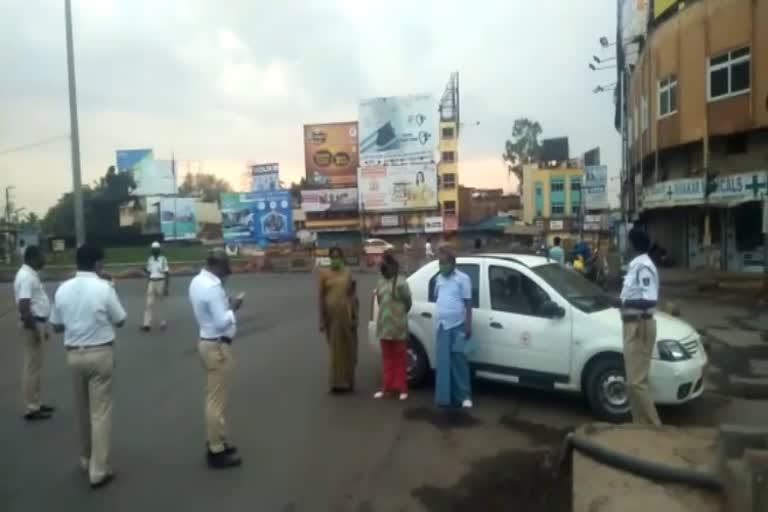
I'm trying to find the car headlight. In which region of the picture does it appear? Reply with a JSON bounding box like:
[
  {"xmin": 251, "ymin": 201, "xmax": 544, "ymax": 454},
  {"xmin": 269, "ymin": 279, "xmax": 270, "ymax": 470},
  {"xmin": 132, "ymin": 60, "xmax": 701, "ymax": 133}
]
[{"xmin": 657, "ymin": 340, "xmax": 691, "ymax": 361}]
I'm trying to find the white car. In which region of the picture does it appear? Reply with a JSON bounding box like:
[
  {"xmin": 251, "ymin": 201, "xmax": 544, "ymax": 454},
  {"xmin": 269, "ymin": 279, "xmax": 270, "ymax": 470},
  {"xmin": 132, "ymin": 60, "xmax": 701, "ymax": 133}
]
[
  {"xmin": 368, "ymin": 254, "xmax": 707, "ymax": 421},
  {"xmin": 364, "ymin": 238, "xmax": 395, "ymax": 255}
]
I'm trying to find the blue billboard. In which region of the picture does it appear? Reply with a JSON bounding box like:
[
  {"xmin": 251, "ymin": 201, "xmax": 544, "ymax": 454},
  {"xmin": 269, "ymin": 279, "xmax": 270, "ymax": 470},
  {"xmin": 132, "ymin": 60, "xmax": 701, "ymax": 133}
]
[{"xmin": 221, "ymin": 191, "xmax": 293, "ymax": 245}]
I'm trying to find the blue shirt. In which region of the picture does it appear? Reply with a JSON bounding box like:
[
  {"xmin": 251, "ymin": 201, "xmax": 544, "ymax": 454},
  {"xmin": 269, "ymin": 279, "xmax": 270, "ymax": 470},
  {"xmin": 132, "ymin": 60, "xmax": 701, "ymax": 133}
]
[
  {"xmin": 548, "ymin": 246, "xmax": 564, "ymax": 265},
  {"xmin": 435, "ymin": 270, "xmax": 472, "ymax": 329}
]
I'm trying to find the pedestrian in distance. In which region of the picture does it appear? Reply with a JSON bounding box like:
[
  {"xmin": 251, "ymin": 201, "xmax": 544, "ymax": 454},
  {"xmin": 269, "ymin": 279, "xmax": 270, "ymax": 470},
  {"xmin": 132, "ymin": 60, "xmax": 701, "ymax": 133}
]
[
  {"xmin": 619, "ymin": 228, "xmax": 662, "ymax": 426},
  {"xmin": 425, "ymin": 238, "xmax": 434, "ymax": 260},
  {"xmin": 13, "ymin": 245, "xmax": 55, "ymax": 421},
  {"xmin": 433, "ymin": 247, "xmax": 474, "ymax": 409},
  {"xmin": 373, "ymin": 252, "xmax": 412, "ymax": 401},
  {"xmin": 189, "ymin": 248, "xmax": 244, "ymax": 469},
  {"xmin": 548, "ymin": 236, "xmax": 565, "ymax": 265},
  {"xmin": 141, "ymin": 241, "xmax": 169, "ymax": 332},
  {"xmin": 49, "ymin": 244, "xmax": 127, "ymax": 489},
  {"xmin": 318, "ymin": 247, "xmax": 359, "ymax": 393}
]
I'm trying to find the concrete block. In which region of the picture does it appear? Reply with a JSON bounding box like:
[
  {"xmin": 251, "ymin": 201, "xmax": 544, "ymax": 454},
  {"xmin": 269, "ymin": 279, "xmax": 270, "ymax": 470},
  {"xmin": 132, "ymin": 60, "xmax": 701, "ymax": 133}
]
[
  {"xmin": 719, "ymin": 425, "xmax": 768, "ymax": 462},
  {"xmin": 728, "ymin": 376, "xmax": 768, "ymax": 399}
]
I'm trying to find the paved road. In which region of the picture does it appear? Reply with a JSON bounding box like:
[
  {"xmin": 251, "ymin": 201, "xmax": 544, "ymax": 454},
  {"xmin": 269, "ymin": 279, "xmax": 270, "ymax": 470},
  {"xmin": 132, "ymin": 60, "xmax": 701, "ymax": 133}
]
[{"xmin": 0, "ymin": 273, "xmax": 760, "ymax": 511}]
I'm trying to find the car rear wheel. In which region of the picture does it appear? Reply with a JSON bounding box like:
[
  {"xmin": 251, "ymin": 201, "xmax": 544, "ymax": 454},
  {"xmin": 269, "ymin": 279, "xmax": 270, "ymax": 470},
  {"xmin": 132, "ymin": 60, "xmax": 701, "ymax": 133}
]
[
  {"xmin": 406, "ymin": 337, "xmax": 430, "ymax": 388},
  {"xmin": 585, "ymin": 356, "xmax": 632, "ymax": 423}
]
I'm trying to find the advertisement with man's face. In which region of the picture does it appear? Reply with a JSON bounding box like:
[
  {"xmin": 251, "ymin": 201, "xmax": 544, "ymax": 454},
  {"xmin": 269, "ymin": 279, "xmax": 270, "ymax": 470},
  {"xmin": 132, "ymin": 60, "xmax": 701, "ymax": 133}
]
[
  {"xmin": 220, "ymin": 191, "xmax": 293, "ymax": 244},
  {"xmin": 304, "ymin": 122, "xmax": 358, "ymax": 188},
  {"xmin": 358, "ymin": 162, "xmax": 437, "ymax": 211}
]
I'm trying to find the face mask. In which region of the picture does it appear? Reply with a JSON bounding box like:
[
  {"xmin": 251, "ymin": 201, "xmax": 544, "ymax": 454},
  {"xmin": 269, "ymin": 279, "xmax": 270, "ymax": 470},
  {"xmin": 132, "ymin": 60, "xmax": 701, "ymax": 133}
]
[
  {"xmin": 330, "ymin": 258, "xmax": 343, "ymax": 270},
  {"xmin": 439, "ymin": 263, "xmax": 452, "ymax": 276}
]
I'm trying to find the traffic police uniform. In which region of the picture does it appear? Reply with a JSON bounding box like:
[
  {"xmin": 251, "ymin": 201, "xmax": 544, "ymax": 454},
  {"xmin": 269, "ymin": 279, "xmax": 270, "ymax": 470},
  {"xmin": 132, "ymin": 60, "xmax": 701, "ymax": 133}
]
[
  {"xmin": 142, "ymin": 242, "xmax": 169, "ymax": 330},
  {"xmin": 620, "ymin": 252, "xmax": 662, "ymax": 426}
]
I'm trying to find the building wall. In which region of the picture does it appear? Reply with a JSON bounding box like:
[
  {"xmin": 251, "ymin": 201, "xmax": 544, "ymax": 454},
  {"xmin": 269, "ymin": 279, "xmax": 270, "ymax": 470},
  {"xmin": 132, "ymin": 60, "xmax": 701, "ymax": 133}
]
[
  {"xmin": 522, "ymin": 163, "xmax": 584, "ymax": 223},
  {"xmin": 437, "ymin": 120, "xmax": 459, "ymax": 220}
]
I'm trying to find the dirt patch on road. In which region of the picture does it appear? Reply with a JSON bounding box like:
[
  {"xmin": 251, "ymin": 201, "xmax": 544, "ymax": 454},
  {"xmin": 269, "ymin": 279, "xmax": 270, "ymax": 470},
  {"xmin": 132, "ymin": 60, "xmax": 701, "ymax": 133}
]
[
  {"xmin": 499, "ymin": 414, "xmax": 573, "ymax": 445},
  {"xmin": 402, "ymin": 406, "xmax": 482, "ymax": 430},
  {"xmin": 412, "ymin": 449, "xmax": 571, "ymax": 512}
]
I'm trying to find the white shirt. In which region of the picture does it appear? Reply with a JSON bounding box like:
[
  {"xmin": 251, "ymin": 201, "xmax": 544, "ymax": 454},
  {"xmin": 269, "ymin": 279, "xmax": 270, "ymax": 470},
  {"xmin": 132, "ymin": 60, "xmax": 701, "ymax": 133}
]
[
  {"xmin": 189, "ymin": 269, "xmax": 236, "ymax": 339},
  {"xmin": 425, "ymin": 242, "xmax": 434, "ymax": 257},
  {"xmin": 146, "ymin": 255, "xmax": 169, "ymax": 280},
  {"xmin": 620, "ymin": 253, "xmax": 659, "ymax": 310},
  {"xmin": 14, "ymin": 264, "xmax": 51, "ymax": 318},
  {"xmin": 50, "ymin": 272, "xmax": 127, "ymax": 347},
  {"xmin": 435, "ymin": 270, "xmax": 472, "ymax": 329}
]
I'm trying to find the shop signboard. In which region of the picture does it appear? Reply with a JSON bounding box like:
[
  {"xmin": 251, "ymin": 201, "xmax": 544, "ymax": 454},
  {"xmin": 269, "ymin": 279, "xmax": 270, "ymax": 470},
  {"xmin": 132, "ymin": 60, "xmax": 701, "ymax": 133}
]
[
  {"xmin": 424, "ymin": 216, "xmax": 443, "ymax": 233},
  {"xmin": 300, "ymin": 188, "xmax": 358, "ymax": 213},
  {"xmin": 358, "ymin": 95, "xmax": 436, "ymax": 165},
  {"xmin": 642, "ymin": 171, "xmax": 768, "ymax": 209},
  {"xmin": 642, "ymin": 177, "xmax": 704, "ymax": 209},
  {"xmin": 358, "ymin": 162, "xmax": 438, "ymax": 211},
  {"xmin": 379, "ymin": 215, "xmax": 399, "ymax": 227},
  {"xmin": 709, "ymin": 171, "xmax": 768, "ymax": 205},
  {"xmin": 304, "ymin": 122, "xmax": 359, "ymax": 187},
  {"xmin": 549, "ymin": 219, "xmax": 564, "ymax": 231},
  {"xmin": 584, "ymin": 165, "xmax": 608, "ymax": 210}
]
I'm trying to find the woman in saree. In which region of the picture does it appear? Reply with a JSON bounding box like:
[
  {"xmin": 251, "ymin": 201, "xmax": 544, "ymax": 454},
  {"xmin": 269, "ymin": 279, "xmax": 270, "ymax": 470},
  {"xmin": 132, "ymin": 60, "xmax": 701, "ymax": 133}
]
[{"xmin": 318, "ymin": 247, "xmax": 359, "ymax": 393}]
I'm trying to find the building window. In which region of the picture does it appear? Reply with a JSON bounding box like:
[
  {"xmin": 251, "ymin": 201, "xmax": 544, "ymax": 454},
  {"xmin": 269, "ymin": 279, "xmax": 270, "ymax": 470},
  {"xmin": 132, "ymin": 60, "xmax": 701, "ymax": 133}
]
[
  {"xmin": 442, "ymin": 173, "xmax": 456, "ymax": 189},
  {"xmin": 641, "ymin": 96, "xmax": 648, "ymax": 132},
  {"xmin": 571, "ymin": 204, "xmax": 581, "ymax": 216},
  {"xmin": 441, "ymin": 127, "xmax": 455, "ymax": 139},
  {"xmin": 441, "ymin": 151, "xmax": 456, "ymax": 163},
  {"xmin": 570, "ymin": 180, "xmax": 581, "ymax": 192},
  {"xmin": 551, "ymin": 203, "xmax": 565, "ymax": 216},
  {"xmin": 709, "ymin": 46, "xmax": 750, "ymax": 100},
  {"xmin": 443, "ymin": 201, "xmax": 457, "ymax": 215},
  {"xmin": 658, "ymin": 75, "xmax": 678, "ymax": 117},
  {"xmin": 551, "ymin": 180, "xmax": 565, "ymax": 192}
]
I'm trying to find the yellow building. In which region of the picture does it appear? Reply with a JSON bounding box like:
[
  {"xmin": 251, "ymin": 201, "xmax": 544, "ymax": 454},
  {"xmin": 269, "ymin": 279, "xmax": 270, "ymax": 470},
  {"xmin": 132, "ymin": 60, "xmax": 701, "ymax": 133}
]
[
  {"xmin": 437, "ymin": 119, "xmax": 459, "ymax": 231},
  {"xmin": 522, "ymin": 161, "xmax": 584, "ymax": 244}
]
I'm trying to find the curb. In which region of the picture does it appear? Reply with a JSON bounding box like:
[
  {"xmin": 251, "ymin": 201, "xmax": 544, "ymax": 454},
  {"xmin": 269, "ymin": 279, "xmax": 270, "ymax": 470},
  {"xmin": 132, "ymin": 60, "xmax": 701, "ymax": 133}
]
[{"xmin": 728, "ymin": 376, "xmax": 768, "ymax": 400}]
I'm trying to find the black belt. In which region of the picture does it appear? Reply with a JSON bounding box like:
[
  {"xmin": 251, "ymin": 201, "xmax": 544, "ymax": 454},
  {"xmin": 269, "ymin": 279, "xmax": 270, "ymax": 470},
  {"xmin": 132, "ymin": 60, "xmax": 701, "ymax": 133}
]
[
  {"xmin": 149, "ymin": 278, "xmax": 166, "ymax": 281},
  {"xmin": 622, "ymin": 313, "xmax": 653, "ymax": 322},
  {"xmin": 34, "ymin": 316, "xmax": 47, "ymax": 323},
  {"xmin": 201, "ymin": 337, "xmax": 233, "ymax": 345},
  {"xmin": 66, "ymin": 341, "xmax": 114, "ymax": 351}
]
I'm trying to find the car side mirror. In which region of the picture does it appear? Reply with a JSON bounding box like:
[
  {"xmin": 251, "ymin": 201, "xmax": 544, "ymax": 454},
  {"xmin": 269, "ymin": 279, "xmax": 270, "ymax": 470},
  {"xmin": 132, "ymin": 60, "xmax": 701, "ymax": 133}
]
[{"xmin": 540, "ymin": 300, "xmax": 565, "ymax": 319}]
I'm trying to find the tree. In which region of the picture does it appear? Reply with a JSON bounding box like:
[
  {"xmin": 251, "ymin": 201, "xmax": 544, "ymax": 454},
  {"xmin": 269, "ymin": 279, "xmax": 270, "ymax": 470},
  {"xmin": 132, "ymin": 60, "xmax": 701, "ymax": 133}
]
[
  {"xmin": 23, "ymin": 212, "xmax": 40, "ymax": 227},
  {"xmin": 178, "ymin": 172, "xmax": 233, "ymax": 202},
  {"xmin": 502, "ymin": 118, "xmax": 543, "ymax": 192}
]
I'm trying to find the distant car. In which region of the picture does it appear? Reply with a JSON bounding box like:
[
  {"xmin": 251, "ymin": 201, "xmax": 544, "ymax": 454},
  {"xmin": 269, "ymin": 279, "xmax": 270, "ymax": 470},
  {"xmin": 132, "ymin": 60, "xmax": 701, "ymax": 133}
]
[
  {"xmin": 364, "ymin": 238, "xmax": 395, "ymax": 255},
  {"xmin": 368, "ymin": 254, "xmax": 707, "ymax": 422}
]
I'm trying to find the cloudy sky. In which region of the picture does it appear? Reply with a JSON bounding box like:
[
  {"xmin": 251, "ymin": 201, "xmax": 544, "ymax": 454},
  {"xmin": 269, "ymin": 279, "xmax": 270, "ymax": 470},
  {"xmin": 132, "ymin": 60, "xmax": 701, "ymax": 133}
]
[{"xmin": 1, "ymin": 0, "xmax": 620, "ymax": 216}]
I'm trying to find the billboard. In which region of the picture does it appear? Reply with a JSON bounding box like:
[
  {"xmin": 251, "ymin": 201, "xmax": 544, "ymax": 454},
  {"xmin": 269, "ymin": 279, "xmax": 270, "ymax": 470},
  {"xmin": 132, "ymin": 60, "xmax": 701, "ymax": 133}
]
[
  {"xmin": 619, "ymin": 0, "xmax": 649, "ymax": 68},
  {"xmin": 359, "ymin": 95, "xmax": 436, "ymax": 165},
  {"xmin": 250, "ymin": 162, "xmax": 280, "ymax": 192},
  {"xmin": 301, "ymin": 188, "xmax": 358, "ymax": 213},
  {"xmin": 584, "ymin": 165, "xmax": 608, "ymax": 211},
  {"xmin": 220, "ymin": 191, "xmax": 293, "ymax": 244},
  {"xmin": 304, "ymin": 122, "xmax": 359, "ymax": 187},
  {"xmin": 358, "ymin": 162, "xmax": 438, "ymax": 212},
  {"xmin": 159, "ymin": 197, "xmax": 197, "ymax": 240},
  {"xmin": 116, "ymin": 150, "xmax": 176, "ymax": 196},
  {"xmin": 654, "ymin": 0, "xmax": 678, "ymax": 18}
]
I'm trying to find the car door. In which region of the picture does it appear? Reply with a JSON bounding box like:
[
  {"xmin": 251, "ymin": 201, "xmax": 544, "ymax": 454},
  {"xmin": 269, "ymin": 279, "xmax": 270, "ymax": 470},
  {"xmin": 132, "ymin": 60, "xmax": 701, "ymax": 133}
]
[{"xmin": 476, "ymin": 263, "xmax": 572, "ymax": 386}]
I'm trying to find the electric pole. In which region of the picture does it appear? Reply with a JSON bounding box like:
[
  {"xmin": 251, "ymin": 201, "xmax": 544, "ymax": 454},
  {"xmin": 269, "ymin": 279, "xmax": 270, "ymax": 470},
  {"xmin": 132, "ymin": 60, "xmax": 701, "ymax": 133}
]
[{"xmin": 65, "ymin": 0, "xmax": 85, "ymax": 246}]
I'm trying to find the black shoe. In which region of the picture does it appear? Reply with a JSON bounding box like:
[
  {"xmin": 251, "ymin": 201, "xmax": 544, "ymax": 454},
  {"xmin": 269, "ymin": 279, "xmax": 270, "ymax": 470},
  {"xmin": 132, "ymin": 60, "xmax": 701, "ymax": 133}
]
[
  {"xmin": 207, "ymin": 449, "xmax": 242, "ymax": 469},
  {"xmin": 40, "ymin": 404, "xmax": 55, "ymax": 413},
  {"xmin": 140, "ymin": 326, "xmax": 150, "ymax": 332},
  {"xmin": 223, "ymin": 443, "xmax": 238, "ymax": 454},
  {"xmin": 24, "ymin": 410, "xmax": 52, "ymax": 421},
  {"xmin": 90, "ymin": 472, "xmax": 116, "ymax": 489}
]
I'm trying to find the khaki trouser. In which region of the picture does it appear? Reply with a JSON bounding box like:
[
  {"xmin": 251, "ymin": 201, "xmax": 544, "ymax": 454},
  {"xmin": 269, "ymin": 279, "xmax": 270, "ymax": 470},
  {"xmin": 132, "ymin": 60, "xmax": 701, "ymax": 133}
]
[
  {"xmin": 22, "ymin": 324, "xmax": 45, "ymax": 412},
  {"xmin": 198, "ymin": 340, "xmax": 233, "ymax": 453},
  {"xmin": 142, "ymin": 280, "xmax": 165, "ymax": 327},
  {"xmin": 67, "ymin": 346, "xmax": 114, "ymax": 483},
  {"xmin": 623, "ymin": 318, "xmax": 662, "ymax": 426}
]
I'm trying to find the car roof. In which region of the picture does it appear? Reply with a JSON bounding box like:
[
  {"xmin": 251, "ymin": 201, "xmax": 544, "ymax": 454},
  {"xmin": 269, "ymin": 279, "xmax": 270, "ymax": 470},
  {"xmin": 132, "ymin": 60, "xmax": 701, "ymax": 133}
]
[{"xmin": 470, "ymin": 253, "xmax": 555, "ymax": 268}]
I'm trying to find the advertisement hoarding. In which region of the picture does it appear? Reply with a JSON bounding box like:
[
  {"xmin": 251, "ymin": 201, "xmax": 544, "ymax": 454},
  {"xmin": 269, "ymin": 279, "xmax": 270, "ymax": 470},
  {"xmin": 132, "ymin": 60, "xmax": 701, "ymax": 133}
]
[
  {"xmin": 250, "ymin": 163, "xmax": 280, "ymax": 192},
  {"xmin": 116, "ymin": 150, "xmax": 176, "ymax": 196},
  {"xmin": 300, "ymin": 188, "xmax": 358, "ymax": 213},
  {"xmin": 159, "ymin": 197, "xmax": 198, "ymax": 240},
  {"xmin": 619, "ymin": 0, "xmax": 649, "ymax": 68},
  {"xmin": 359, "ymin": 95, "xmax": 436, "ymax": 165},
  {"xmin": 220, "ymin": 191, "xmax": 293, "ymax": 244},
  {"xmin": 358, "ymin": 162, "xmax": 438, "ymax": 212},
  {"xmin": 584, "ymin": 165, "xmax": 608, "ymax": 210},
  {"xmin": 304, "ymin": 122, "xmax": 359, "ymax": 187},
  {"xmin": 424, "ymin": 216, "xmax": 443, "ymax": 233},
  {"xmin": 654, "ymin": 0, "xmax": 679, "ymax": 18}
]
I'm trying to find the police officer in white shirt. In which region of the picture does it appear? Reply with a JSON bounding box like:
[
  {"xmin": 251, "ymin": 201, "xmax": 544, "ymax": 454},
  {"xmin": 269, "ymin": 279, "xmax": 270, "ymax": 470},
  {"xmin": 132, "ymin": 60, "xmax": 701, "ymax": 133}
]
[
  {"xmin": 13, "ymin": 245, "xmax": 54, "ymax": 421},
  {"xmin": 141, "ymin": 241, "xmax": 169, "ymax": 331},
  {"xmin": 619, "ymin": 228, "xmax": 662, "ymax": 426},
  {"xmin": 50, "ymin": 244, "xmax": 127, "ymax": 489},
  {"xmin": 189, "ymin": 248, "xmax": 243, "ymax": 469}
]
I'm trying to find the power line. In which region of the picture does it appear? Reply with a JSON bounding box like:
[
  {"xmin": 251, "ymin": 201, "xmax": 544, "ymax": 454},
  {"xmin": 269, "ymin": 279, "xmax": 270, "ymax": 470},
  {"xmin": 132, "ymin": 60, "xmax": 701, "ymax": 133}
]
[{"xmin": 0, "ymin": 134, "xmax": 70, "ymax": 156}]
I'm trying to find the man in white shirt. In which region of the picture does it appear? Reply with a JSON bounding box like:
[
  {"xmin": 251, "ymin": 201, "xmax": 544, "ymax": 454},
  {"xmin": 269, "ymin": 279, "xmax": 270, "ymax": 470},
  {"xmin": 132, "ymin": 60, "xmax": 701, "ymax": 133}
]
[
  {"xmin": 189, "ymin": 248, "xmax": 243, "ymax": 469},
  {"xmin": 141, "ymin": 241, "xmax": 169, "ymax": 332},
  {"xmin": 433, "ymin": 247, "xmax": 474, "ymax": 409},
  {"xmin": 50, "ymin": 244, "xmax": 127, "ymax": 489},
  {"xmin": 619, "ymin": 228, "xmax": 661, "ymax": 426},
  {"xmin": 13, "ymin": 245, "xmax": 54, "ymax": 421},
  {"xmin": 425, "ymin": 238, "xmax": 434, "ymax": 260}
]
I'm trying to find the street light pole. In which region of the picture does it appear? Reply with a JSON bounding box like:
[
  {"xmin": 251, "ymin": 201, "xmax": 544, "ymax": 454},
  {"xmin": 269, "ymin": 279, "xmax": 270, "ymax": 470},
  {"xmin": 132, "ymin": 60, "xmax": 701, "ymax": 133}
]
[{"xmin": 65, "ymin": 0, "xmax": 85, "ymax": 246}]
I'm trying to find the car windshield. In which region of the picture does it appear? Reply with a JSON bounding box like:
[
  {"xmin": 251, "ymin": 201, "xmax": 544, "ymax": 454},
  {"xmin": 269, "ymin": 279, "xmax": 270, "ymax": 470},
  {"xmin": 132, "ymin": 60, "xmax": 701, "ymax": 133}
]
[{"xmin": 531, "ymin": 263, "xmax": 612, "ymax": 313}]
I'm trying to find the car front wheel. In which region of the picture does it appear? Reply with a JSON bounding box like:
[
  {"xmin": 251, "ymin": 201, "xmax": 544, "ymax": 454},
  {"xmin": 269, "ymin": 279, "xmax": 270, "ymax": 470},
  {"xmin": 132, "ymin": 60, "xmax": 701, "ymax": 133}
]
[
  {"xmin": 406, "ymin": 337, "xmax": 430, "ymax": 388},
  {"xmin": 585, "ymin": 356, "xmax": 632, "ymax": 422}
]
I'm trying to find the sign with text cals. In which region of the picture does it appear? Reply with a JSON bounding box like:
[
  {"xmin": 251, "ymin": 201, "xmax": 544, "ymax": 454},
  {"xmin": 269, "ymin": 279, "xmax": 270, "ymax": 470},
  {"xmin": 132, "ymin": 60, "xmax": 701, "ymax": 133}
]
[{"xmin": 642, "ymin": 171, "xmax": 768, "ymax": 210}]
